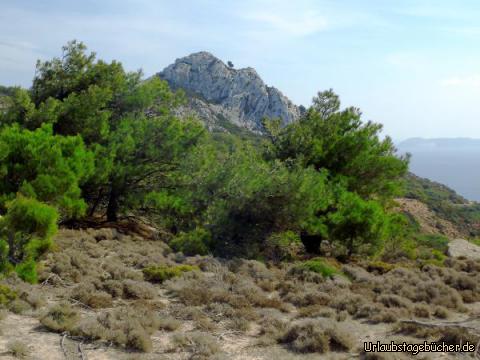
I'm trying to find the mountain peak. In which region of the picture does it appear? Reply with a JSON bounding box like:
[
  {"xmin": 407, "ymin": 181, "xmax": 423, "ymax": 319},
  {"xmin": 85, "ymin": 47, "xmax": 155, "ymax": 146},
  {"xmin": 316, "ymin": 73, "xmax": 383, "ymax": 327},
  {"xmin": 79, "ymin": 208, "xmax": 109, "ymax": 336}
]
[{"xmin": 158, "ymin": 52, "xmax": 300, "ymax": 131}]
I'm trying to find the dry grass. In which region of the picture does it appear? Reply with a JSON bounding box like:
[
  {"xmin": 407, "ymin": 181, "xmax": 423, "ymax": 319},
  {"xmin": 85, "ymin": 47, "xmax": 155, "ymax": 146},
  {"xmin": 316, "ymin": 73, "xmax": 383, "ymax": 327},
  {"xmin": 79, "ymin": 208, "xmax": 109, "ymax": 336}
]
[
  {"xmin": 30, "ymin": 228, "xmax": 480, "ymax": 358},
  {"xmin": 172, "ymin": 331, "xmax": 223, "ymax": 359},
  {"xmin": 279, "ymin": 320, "xmax": 353, "ymax": 353},
  {"xmin": 40, "ymin": 303, "xmax": 80, "ymax": 332},
  {"xmin": 6, "ymin": 340, "xmax": 30, "ymax": 359}
]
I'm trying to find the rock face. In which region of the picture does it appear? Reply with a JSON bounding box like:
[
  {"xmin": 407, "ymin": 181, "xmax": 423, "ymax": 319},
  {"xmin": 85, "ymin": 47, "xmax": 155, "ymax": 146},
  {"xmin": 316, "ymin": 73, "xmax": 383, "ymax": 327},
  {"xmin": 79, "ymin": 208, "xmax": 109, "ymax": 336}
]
[
  {"xmin": 447, "ymin": 239, "xmax": 480, "ymax": 260},
  {"xmin": 158, "ymin": 52, "xmax": 300, "ymax": 132}
]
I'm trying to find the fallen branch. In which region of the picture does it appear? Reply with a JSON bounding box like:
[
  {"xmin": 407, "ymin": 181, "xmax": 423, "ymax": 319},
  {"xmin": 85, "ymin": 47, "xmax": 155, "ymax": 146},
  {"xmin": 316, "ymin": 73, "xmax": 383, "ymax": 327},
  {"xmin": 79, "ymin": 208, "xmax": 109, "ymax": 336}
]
[
  {"xmin": 78, "ymin": 342, "xmax": 87, "ymax": 360},
  {"xmin": 60, "ymin": 332, "xmax": 68, "ymax": 359}
]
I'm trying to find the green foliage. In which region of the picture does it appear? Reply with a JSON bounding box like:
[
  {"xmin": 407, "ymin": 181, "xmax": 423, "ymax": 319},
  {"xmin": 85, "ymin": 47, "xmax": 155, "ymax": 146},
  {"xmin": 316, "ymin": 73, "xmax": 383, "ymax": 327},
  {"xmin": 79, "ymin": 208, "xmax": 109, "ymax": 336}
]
[
  {"xmin": 415, "ymin": 234, "xmax": 449, "ymax": 252},
  {"xmin": 0, "ymin": 197, "xmax": 58, "ymax": 282},
  {"xmin": 0, "ymin": 284, "xmax": 17, "ymax": 306},
  {"xmin": 298, "ymin": 258, "xmax": 339, "ymax": 278},
  {"xmin": 263, "ymin": 89, "xmax": 409, "ymax": 256},
  {"xmin": 11, "ymin": 41, "xmax": 203, "ymax": 221},
  {"xmin": 170, "ymin": 228, "xmax": 212, "ymax": 256},
  {"xmin": 0, "ymin": 123, "xmax": 93, "ymax": 217},
  {"xmin": 142, "ymin": 264, "xmax": 198, "ymax": 283},
  {"xmin": 15, "ymin": 260, "xmax": 38, "ymax": 283},
  {"xmin": 186, "ymin": 142, "xmax": 329, "ymax": 257},
  {"xmin": 405, "ymin": 173, "xmax": 480, "ymax": 237},
  {"xmin": 104, "ymin": 108, "xmax": 204, "ymax": 221},
  {"xmin": 264, "ymin": 231, "xmax": 304, "ymax": 262},
  {"xmin": 326, "ymin": 189, "xmax": 390, "ymax": 256}
]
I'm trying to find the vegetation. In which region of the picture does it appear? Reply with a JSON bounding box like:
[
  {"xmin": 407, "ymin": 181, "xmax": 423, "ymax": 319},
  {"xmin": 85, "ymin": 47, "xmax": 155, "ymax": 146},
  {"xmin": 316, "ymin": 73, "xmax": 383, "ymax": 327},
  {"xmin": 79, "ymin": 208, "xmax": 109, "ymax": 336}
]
[
  {"xmin": 405, "ymin": 173, "xmax": 480, "ymax": 236},
  {"xmin": 142, "ymin": 264, "xmax": 198, "ymax": 283}
]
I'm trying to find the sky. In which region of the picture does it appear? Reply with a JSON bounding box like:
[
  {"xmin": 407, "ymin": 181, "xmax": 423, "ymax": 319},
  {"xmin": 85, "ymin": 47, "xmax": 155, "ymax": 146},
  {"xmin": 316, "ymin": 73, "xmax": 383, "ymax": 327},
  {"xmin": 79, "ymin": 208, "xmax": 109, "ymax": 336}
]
[{"xmin": 2, "ymin": 0, "xmax": 480, "ymax": 141}]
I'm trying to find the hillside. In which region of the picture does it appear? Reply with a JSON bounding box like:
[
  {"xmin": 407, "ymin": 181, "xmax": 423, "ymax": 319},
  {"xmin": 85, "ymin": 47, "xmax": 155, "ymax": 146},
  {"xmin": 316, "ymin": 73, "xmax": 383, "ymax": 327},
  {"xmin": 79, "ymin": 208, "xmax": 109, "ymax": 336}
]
[
  {"xmin": 0, "ymin": 227, "xmax": 479, "ymax": 359},
  {"xmin": 401, "ymin": 173, "xmax": 480, "ymax": 237}
]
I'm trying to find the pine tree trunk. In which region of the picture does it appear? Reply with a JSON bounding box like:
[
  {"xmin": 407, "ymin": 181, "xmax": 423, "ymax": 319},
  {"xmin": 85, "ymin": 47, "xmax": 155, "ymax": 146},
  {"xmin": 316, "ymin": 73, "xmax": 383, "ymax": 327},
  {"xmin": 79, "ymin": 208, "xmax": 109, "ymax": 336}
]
[{"xmin": 106, "ymin": 188, "xmax": 118, "ymax": 222}]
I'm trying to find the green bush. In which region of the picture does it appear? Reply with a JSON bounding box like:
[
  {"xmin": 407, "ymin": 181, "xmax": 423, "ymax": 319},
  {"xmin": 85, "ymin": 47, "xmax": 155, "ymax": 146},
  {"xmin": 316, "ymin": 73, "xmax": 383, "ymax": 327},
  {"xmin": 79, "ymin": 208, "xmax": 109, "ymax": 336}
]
[
  {"xmin": 0, "ymin": 197, "xmax": 58, "ymax": 283},
  {"xmin": 15, "ymin": 260, "xmax": 38, "ymax": 284},
  {"xmin": 415, "ymin": 234, "xmax": 449, "ymax": 252},
  {"xmin": 0, "ymin": 284, "xmax": 17, "ymax": 306},
  {"xmin": 298, "ymin": 259, "xmax": 339, "ymax": 278},
  {"xmin": 142, "ymin": 264, "xmax": 198, "ymax": 283},
  {"xmin": 264, "ymin": 231, "xmax": 304, "ymax": 261},
  {"xmin": 170, "ymin": 228, "xmax": 211, "ymax": 256}
]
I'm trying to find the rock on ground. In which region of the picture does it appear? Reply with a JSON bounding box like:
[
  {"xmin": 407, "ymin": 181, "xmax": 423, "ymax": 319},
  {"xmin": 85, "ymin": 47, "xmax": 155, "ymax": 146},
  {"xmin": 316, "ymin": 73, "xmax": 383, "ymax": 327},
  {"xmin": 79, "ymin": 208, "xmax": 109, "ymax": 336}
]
[{"xmin": 448, "ymin": 239, "xmax": 480, "ymax": 259}]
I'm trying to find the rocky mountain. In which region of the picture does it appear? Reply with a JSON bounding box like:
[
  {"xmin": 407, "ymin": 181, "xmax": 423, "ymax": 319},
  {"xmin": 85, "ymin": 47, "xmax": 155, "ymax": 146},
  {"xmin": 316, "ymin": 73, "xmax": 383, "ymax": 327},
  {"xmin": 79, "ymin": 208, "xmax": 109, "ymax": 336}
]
[{"xmin": 157, "ymin": 52, "xmax": 301, "ymax": 132}]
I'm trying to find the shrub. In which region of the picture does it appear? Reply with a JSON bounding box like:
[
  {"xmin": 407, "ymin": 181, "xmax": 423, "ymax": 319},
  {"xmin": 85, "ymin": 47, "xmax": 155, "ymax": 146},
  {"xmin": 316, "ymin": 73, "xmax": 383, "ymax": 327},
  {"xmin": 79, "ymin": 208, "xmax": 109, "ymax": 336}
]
[
  {"xmin": 296, "ymin": 258, "xmax": 339, "ymax": 278},
  {"xmin": 40, "ymin": 303, "xmax": 80, "ymax": 332},
  {"xmin": 158, "ymin": 316, "xmax": 181, "ymax": 331},
  {"xmin": 15, "ymin": 260, "xmax": 38, "ymax": 283},
  {"xmin": 122, "ymin": 280, "xmax": 156, "ymax": 299},
  {"xmin": 279, "ymin": 320, "xmax": 352, "ymax": 353},
  {"xmin": 264, "ymin": 231, "xmax": 304, "ymax": 262},
  {"xmin": 125, "ymin": 327, "xmax": 152, "ymax": 352},
  {"xmin": 142, "ymin": 264, "xmax": 198, "ymax": 283},
  {"xmin": 70, "ymin": 283, "xmax": 113, "ymax": 308},
  {"xmin": 0, "ymin": 197, "xmax": 58, "ymax": 282},
  {"xmin": 6, "ymin": 340, "xmax": 30, "ymax": 359},
  {"xmin": 0, "ymin": 284, "xmax": 17, "ymax": 306},
  {"xmin": 416, "ymin": 234, "xmax": 449, "ymax": 252},
  {"xmin": 8, "ymin": 299, "xmax": 31, "ymax": 314},
  {"xmin": 366, "ymin": 261, "xmax": 395, "ymax": 274},
  {"xmin": 172, "ymin": 331, "xmax": 222, "ymax": 359},
  {"xmin": 170, "ymin": 228, "xmax": 211, "ymax": 256}
]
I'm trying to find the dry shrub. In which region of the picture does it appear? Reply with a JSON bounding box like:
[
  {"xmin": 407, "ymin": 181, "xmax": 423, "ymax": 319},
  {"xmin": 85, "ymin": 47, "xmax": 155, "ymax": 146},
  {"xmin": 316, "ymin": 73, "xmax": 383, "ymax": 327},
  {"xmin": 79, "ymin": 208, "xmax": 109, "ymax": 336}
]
[
  {"xmin": 204, "ymin": 303, "xmax": 236, "ymax": 320},
  {"xmin": 158, "ymin": 316, "xmax": 181, "ymax": 331},
  {"xmin": 195, "ymin": 316, "xmax": 217, "ymax": 331},
  {"xmin": 438, "ymin": 327, "xmax": 479, "ymax": 346},
  {"xmin": 433, "ymin": 306, "xmax": 449, "ymax": 319},
  {"xmin": 279, "ymin": 320, "xmax": 352, "ymax": 353},
  {"xmin": 72, "ymin": 317, "xmax": 109, "ymax": 341},
  {"xmin": 6, "ymin": 340, "xmax": 30, "ymax": 359},
  {"xmin": 296, "ymin": 305, "xmax": 335, "ymax": 319},
  {"xmin": 125, "ymin": 327, "xmax": 152, "ymax": 353},
  {"xmin": 369, "ymin": 308, "xmax": 406, "ymax": 324},
  {"xmin": 227, "ymin": 317, "xmax": 250, "ymax": 332},
  {"xmin": 395, "ymin": 322, "xmax": 440, "ymax": 338},
  {"xmin": 103, "ymin": 279, "xmax": 124, "ymax": 298},
  {"xmin": 21, "ymin": 291, "xmax": 46, "ymax": 309},
  {"xmin": 104, "ymin": 261, "xmax": 142, "ymax": 281},
  {"xmin": 258, "ymin": 315, "xmax": 289, "ymax": 346},
  {"xmin": 70, "ymin": 283, "xmax": 113, "ymax": 308},
  {"xmin": 8, "ymin": 299, "xmax": 31, "ymax": 314},
  {"xmin": 41, "ymin": 303, "xmax": 80, "ymax": 332},
  {"xmin": 335, "ymin": 311, "xmax": 348, "ymax": 322},
  {"xmin": 330, "ymin": 293, "xmax": 367, "ymax": 316},
  {"xmin": 413, "ymin": 304, "xmax": 430, "ymax": 318},
  {"xmin": 445, "ymin": 258, "xmax": 480, "ymax": 273},
  {"xmin": 285, "ymin": 290, "xmax": 331, "ymax": 307},
  {"xmin": 122, "ymin": 280, "xmax": 155, "ymax": 300},
  {"xmin": 172, "ymin": 331, "xmax": 222, "ymax": 359},
  {"xmin": 228, "ymin": 259, "xmax": 276, "ymax": 282},
  {"xmin": 354, "ymin": 303, "xmax": 383, "ymax": 320},
  {"xmin": 90, "ymin": 306, "xmax": 160, "ymax": 352},
  {"xmin": 377, "ymin": 294, "xmax": 411, "ymax": 309}
]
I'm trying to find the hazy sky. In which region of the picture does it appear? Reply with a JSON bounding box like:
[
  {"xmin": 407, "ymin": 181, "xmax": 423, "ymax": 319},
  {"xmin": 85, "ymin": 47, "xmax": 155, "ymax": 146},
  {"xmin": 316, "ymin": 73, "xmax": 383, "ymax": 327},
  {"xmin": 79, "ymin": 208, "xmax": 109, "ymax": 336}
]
[{"xmin": 2, "ymin": 0, "xmax": 480, "ymax": 140}]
